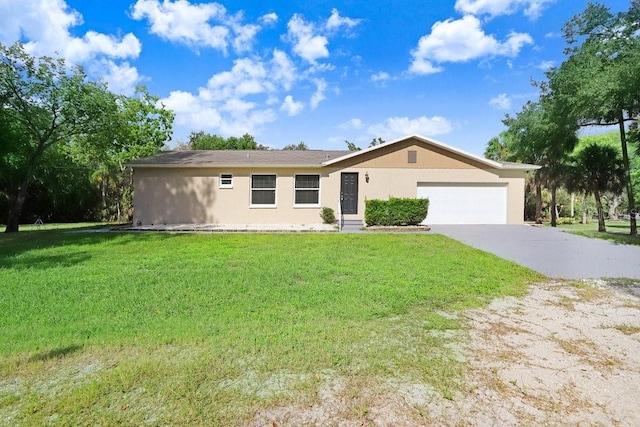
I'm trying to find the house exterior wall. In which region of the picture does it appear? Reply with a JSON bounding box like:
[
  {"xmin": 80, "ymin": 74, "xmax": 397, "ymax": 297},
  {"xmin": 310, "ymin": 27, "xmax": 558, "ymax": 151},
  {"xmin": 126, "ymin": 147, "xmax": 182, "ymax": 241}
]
[
  {"xmin": 131, "ymin": 137, "xmax": 529, "ymax": 225},
  {"xmin": 133, "ymin": 167, "xmax": 331, "ymax": 225},
  {"xmin": 323, "ymin": 168, "xmax": 525, "ymax": 224},
  {"xmin": 323, "ymin": 138, "xmax": 527, "ymax": 224}
]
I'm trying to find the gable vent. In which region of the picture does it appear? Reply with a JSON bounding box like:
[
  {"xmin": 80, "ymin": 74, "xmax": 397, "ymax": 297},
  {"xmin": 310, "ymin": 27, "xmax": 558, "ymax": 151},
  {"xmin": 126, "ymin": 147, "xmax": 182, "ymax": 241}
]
[{"xmin": 408, "ymin": 150, "xmax": 417, "ymax": 163}]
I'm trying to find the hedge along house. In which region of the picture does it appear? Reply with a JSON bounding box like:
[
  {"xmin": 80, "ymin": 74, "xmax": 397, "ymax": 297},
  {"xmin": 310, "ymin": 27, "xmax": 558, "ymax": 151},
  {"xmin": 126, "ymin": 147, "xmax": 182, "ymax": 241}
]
[{"xmin": 127, "ymin": 134, "xmax": 540, "ymax": 227}]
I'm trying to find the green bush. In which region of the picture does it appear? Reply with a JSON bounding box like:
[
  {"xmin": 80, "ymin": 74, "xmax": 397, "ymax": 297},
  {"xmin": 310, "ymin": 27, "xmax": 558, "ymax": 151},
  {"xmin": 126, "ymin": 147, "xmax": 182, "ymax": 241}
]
[
  {"xmin": 556, "ymin": 216, "xmax": 576, "ymax": 225},
  {"xmin": 320, "ymin": 207, "xmax": 336, "ymax": 224},
  {"xmin": 365, "ymin": 197, "xmax": 429, "ymax": 226}
]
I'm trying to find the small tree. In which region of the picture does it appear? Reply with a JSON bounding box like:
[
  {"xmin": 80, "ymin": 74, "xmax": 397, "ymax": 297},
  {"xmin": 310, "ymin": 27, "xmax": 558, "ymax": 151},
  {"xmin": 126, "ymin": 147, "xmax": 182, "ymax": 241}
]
[
  {"xmin": 368, "ymin": 137, "xmax": 385, "ymax": 147},
  {"xmin": 345, "ymin": 140, "xmax": 361, "ymax": 151},
  {"xmin": 503, "ymin": 99, "xmax": 578, "ymax": 226}
]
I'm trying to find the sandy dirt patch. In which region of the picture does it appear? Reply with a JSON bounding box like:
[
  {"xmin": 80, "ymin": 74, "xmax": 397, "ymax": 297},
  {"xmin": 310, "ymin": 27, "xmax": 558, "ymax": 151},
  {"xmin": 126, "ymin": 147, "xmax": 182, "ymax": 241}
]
[{"xmin": 253, "ymin": 280, "xmax": 640, "ymax": 426}]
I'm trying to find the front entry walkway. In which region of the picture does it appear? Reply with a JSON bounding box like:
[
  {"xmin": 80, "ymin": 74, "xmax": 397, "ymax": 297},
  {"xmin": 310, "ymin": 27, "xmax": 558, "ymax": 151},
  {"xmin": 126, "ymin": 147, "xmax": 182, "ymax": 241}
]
[
  {"xmin": 121, "ymin": 223, "xmax": 337, "ymax": 233},
  {"xmin": 430, "ymin": 225, "xmax": 640, "ymax": 280}
]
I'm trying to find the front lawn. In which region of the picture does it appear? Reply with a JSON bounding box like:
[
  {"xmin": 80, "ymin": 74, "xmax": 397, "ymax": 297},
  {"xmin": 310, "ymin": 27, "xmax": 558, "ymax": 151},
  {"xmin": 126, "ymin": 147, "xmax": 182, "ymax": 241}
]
[
  {"xmin": 0, "ymin": 231, "xmax": 542, "ymax": 425},
  {"xmin": 0, "ymin": 222, "xmax": 116, "ymax": 232},
  {"xmin": 556, "ymin": 220, "xmax": 640, "ymax": 246}
]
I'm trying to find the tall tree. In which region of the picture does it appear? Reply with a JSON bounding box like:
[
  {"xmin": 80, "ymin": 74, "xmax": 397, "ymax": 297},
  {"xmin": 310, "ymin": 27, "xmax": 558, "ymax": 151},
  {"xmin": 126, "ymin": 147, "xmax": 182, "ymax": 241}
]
[
  {"xmin": 0, "ymin": 42, "xmax": 115, "ymax": 232},
  {"xmin": 503, "ymin": 99, "xmax": 578, "ymax": 226},
  {"xmin": 549, "ymin": 1, "xmax": 640, "ymax": 235},
  {"xmin": 484, "ymin": 132, "xmax": 513, "ymax": 161},
  {"xmin": 71, "ymin": 86, "xmax": 174, "ymax": 222}
]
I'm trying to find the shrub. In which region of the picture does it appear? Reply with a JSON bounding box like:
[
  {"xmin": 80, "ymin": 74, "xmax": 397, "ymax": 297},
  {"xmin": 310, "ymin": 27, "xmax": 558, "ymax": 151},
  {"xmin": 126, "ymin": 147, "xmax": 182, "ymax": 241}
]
[
  {"xmin": 365, "ymin": 197, "xmax": 429, "ymax": 226},
  {"xmin": 556, "ymin": 216, "xmax": 576, "ymax": 225},
  {"xmin": 320, "ymin": 207, "xmax": 336, "ymax": 224}
]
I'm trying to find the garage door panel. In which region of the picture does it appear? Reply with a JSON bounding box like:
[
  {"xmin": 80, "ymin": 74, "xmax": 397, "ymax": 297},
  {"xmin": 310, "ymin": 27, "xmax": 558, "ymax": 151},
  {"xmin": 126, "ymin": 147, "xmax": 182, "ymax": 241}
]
[{"xmin": 417, "ymin": 183, "xmax": 506, "ymax": 224}]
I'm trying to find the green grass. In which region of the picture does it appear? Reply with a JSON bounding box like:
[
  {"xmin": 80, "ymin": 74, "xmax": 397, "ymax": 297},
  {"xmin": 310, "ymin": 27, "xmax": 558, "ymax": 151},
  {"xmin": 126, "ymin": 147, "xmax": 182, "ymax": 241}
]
[
  {"xmin": 0, "ymin": 231, "xmax": 542, "ymax": 425},
  {"xmin": 555, "ymin": 220, "xmax": 640, "ymax": 246},
  {"xmin": 0, "ymin": 222, "xmax": 116, "ymax": 232}
]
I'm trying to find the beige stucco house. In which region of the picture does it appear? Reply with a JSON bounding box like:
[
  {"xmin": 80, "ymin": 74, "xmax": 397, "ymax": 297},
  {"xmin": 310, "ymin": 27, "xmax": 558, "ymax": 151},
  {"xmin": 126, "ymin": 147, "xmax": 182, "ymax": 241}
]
[{"xmin": 127, "ymin": 134, "xmax": 539, "ymax": 226}]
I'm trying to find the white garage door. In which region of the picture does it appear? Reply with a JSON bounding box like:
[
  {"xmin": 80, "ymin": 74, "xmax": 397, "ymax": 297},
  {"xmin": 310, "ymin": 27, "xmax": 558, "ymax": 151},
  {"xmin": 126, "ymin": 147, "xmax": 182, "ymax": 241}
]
[{"xmin": 417, "ymin": 183, "xmax": 507, "ymax": 224}]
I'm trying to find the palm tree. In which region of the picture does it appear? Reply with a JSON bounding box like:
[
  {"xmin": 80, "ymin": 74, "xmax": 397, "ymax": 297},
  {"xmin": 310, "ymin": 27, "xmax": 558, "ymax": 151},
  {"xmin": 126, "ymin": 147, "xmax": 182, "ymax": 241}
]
[{"xmin": 566, "ymin": 144, "xmax": 625, "ymax": 232}]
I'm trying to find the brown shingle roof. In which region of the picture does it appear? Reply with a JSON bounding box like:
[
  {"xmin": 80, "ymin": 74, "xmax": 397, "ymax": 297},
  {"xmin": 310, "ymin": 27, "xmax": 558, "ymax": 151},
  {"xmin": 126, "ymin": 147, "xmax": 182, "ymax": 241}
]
[{"xmin": 127, "ymin": 149, "xmax": 352, "ymax": 168}]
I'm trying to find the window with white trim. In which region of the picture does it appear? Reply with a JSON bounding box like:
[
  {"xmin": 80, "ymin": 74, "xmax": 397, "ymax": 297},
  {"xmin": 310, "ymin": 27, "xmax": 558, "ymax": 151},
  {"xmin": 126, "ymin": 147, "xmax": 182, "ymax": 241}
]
[
  {"xmin": 251, "ymin": 174, "xmax": 276, "ymax": 206},
  {"xmin": 294, "ymin": 174, "xmax": 320, "ymax": 206},
  {"xmin": 219, "ymin": 173, "xmax": 233, "ymax": 188}
]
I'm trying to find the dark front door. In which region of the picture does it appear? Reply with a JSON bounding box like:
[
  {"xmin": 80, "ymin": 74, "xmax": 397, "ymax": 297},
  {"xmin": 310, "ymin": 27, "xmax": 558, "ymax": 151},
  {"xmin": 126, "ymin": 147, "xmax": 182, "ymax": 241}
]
[{"xmin": 340, "ymin": 173, "xmax": 358, "ymax": 214}]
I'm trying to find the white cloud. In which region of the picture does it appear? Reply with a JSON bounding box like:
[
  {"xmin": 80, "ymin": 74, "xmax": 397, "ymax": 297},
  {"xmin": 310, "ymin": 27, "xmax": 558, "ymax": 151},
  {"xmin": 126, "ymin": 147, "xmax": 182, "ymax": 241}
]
[
  {"xmin": 521, "ymin": 0, "xmax": 555, "ymax": 19},
  {"xmin": 0, "ymin": 0, "xmax": 142, "ymax": 93},
  {"xmin": 60, "ymin": 32, "xmax": 141, "ymax": 63},
  {"xmin": 0, "ymin": 0, "xmax": 141, "ymax": 62},
  {"xmin": 286, "ymin": 14, "xmax": 329, "ymax": 63},
  {"xmin": 163, "ymin": 88, "xmax": 277, "ymax": 136},
  {"xmin": 271, "ymin": 49, "xmax": 297, "ymax": 90},
  {"xmin": 143, "ymin": 6, "xmax": 354, "ymax": 137},
  {"xmin": 489, "ymin": 93, "xmax": 511, "ymax": 109},
  {"xmin": 326, "ymin": 8, "xmax": 361, "ymax": 32},
  {"xmin": 310, "ymin": 78, "xmax": 327, "ymax": 109},
  {"xmin": 131, "ymin": 0, "xmax": 228, "ymax": 50},
  {"xmin": 96, "ymin": 60, "xmax": 142, "ymax": 96},
  {"xmin": 159, "ymin": 52, "xmax": 309, "ymax": 136},
  {"xmin": 285, "ymin": 9, "xmax": 360, "ymax": 64},
  {"xmin": 537, "ymin": 60, "xmax": 554, "ymax": 70},
  {"xmin": 228, "ymin": 15, "xmax": 260, "ymax": 53},
  {"xmin": 280, "ymin": 95, "xmax": 304, "ymax": 116},
  {"xmin": 162, "ymin": 90, "xmax": 223, "ymax": 130},
  {"xmin": 339, "ymin": 118, "xmax": 364, "ymax": 130},
  {"xmin": 409, "ymin": 15, "xmax": 533, "ymax": 75},
  {"xmin": 221, "ymin": 98, "xmax": 256, "ymax": 115},
  {"xmin": 454, "ymin": 0, "xmax": 555, "ymax": 19},
  {"xmin": 259, "ymin": 12, "xmax": 278, "ymax": 26},
  {"xmin": 409, "ymin": 58, "xmax": 444, "ymax": 75},
  {"xmin": 201, "ymin": 57, "xmax": 269, "ymax": 101},
  {"xmin": 130, "ymin": 0, "xmax": 264, "ymax": 53},
  {"xmin": 371, "ymin": 71, "xmax": 390, "ymax": 82},
  {"xmin": 367, "ymin": 116, "xmax": 453, "ymax": 140}
]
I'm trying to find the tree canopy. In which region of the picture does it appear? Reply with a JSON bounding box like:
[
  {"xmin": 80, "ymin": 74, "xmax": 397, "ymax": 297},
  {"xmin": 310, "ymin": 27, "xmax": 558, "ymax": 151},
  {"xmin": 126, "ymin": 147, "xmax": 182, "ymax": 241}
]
[
  {"xmin": 547, "ymin": 1, "xmax": 640, "ymax": 234},
  {"xmin": 187, "ymin": 132, "xmax": 265, "ymax": 150},
  {"xmin": 487, "ymin": 2, "xmax": 639, "ymax": 233},
  {"xmin": 502, "ymin": 98, "xmax": 579, "ymax": 225},
  {"xmin": 0, "ymin": 42, "xmax": 174, "ymax": 231},
  {"xmin": 282, "ymin": 142, "xmax": 309, "ymax": 150},
  {"xmin": 566, "ymin": 144, "xmax": 625, "ymax": 232}
]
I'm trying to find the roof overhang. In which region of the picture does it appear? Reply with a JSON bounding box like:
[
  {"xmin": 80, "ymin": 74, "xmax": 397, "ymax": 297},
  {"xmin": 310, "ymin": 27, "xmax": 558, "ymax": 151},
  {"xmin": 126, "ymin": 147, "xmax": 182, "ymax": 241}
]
[{"xmin": 126, "ymin": 162, "xmax": 325, "ymax": 169}]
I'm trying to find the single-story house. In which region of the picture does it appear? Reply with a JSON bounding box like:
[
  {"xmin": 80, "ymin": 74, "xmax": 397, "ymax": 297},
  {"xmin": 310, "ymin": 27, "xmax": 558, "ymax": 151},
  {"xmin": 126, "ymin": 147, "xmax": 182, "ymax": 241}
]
[{"xmin": 127, "ymin": 134, "xmax": 540, "ymax": 226}]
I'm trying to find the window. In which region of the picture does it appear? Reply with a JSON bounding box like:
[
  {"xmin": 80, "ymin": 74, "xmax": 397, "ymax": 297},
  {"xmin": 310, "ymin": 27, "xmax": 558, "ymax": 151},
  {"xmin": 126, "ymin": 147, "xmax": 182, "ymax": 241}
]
[
  {"xmin": 219, "ymin": 173, "xmax": 233, "ymax": 189},
  {"xmin": 251, "ymin": 174, "xmax": 276, "ymax": 206},
  {"xmin": 294, "ymin": 174, "xmax": 320, "ymax": 206},
  {"xmin": 408, "ymin": 150, "xmax": 417, "ymax": 163}
]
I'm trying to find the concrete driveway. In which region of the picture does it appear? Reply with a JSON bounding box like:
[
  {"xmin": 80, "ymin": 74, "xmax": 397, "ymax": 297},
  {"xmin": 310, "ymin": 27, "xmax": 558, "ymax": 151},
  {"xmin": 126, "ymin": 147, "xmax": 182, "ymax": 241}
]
[{"xmin": 430, "ymin": 225, "xmax": 640, "ymax": 280}]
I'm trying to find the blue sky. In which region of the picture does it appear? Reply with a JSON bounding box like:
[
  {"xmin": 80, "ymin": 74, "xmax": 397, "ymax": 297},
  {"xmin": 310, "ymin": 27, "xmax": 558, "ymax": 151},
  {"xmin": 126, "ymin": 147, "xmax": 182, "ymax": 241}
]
[{"xmin": 0, "ymin": 0, "xmax": 625, "ymax": 155}]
